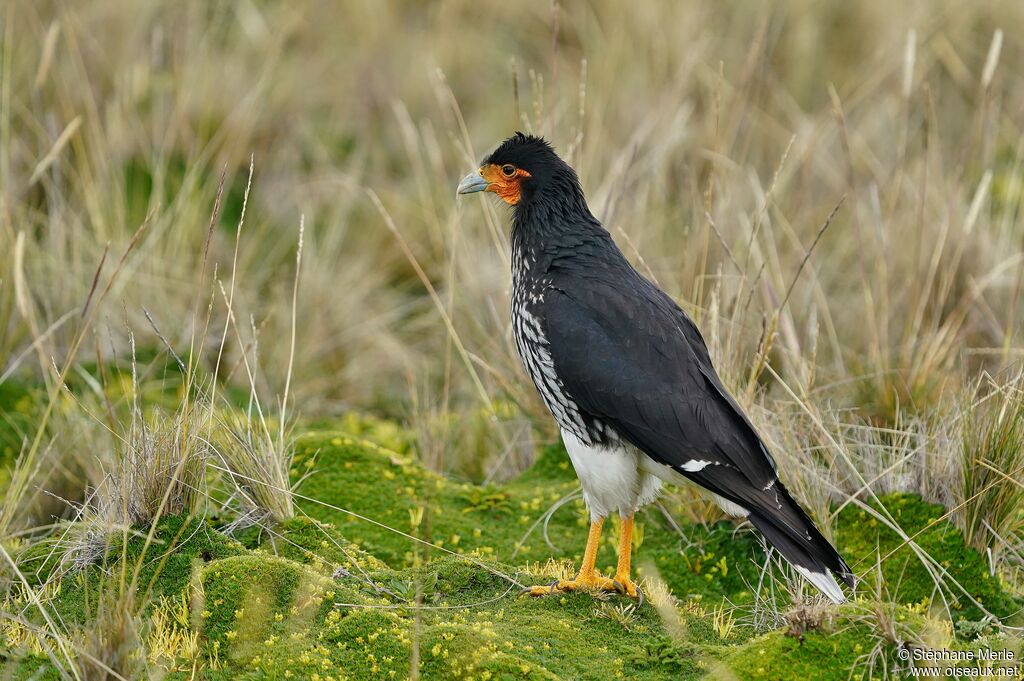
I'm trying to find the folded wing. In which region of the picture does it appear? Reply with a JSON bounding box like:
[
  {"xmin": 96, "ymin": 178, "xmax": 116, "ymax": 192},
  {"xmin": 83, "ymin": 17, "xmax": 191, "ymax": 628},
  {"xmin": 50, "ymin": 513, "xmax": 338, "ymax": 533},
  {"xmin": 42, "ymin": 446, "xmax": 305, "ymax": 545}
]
[{"xmin": 543, "ymin": 277, "xmax": 854, "ymax": 599}]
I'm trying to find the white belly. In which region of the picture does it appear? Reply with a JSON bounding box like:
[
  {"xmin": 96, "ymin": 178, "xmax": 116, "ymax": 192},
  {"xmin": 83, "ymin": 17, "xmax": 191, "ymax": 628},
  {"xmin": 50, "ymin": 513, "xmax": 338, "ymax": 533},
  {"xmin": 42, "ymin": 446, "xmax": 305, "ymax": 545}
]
[{"xmin": 561, "ymin": 430, "xmax": 662, "ymax": 521}]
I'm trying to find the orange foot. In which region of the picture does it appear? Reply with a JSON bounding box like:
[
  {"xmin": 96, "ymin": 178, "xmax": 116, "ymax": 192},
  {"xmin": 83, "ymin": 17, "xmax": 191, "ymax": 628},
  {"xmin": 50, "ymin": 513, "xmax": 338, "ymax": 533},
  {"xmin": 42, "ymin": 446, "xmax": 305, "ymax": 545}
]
[{"xmin": 524, "ymin": 571, "xmax": 643, "ymax": 604}]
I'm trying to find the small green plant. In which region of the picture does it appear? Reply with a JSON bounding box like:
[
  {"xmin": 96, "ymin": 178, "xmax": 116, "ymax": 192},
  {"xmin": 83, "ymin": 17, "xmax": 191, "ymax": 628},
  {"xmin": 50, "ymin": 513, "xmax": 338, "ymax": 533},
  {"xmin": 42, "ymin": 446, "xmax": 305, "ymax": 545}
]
[
  {"xmin": 461, "ymin": 487, "xmax": 511, "ymax": 513},
  {"xmin": 624, "ymin": 638, "xmax": 692, "ymax": 672},
  {"xmin": 388, "ymin": 570, "xmax": 439, "ymax": 603},
  {"xmin": 953, "ymin": 616, "xmax": 996, "ymax": 640},
  {"xmin": 594, "ymin": 601, "xmax": 642, "ymax": 630},
  {"xmin": 712, "ymin": 602, "xmax": 737, "ymax": 640}
]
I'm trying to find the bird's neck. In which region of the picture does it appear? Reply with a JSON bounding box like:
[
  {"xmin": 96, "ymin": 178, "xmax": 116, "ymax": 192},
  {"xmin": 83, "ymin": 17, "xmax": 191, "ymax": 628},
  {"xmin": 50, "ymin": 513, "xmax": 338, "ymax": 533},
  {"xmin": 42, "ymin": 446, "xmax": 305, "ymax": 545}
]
[
  {"xmin": 511, "ymin": 189, "xmax": 602, "ymax": 244},
  {"xmin": 510, "ymin": 201, "xmax": 616, "ymax": 283}
]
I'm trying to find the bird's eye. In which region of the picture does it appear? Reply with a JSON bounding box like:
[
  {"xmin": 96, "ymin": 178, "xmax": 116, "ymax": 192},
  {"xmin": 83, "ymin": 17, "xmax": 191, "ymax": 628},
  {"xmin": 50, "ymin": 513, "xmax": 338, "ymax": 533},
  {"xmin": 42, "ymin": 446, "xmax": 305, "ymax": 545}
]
[{"xmin": 501, "ymin": 164, "xmax": 516, "ymax": 177}]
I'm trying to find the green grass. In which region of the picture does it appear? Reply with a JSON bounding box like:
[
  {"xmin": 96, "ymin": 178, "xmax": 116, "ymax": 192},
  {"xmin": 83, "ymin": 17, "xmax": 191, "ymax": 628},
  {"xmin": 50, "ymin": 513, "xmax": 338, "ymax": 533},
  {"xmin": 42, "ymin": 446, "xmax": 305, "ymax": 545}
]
[{"xmin": 0, "ymin": 382, "xmax": 38, "ymax": 485}]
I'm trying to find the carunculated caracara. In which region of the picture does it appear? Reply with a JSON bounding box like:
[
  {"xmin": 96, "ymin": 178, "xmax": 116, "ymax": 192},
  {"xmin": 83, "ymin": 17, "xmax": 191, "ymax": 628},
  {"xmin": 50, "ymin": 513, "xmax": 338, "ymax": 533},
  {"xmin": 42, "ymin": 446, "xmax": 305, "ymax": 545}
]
[{"xmin": 457, "ymin": 133, "xmax": 854, "ymax": 603}]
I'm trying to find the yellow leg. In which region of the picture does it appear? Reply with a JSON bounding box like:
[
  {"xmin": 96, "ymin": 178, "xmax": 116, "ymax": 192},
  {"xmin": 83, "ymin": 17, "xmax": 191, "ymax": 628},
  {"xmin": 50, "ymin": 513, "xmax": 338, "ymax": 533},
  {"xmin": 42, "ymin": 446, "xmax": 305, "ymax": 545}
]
[
  {"xmin": 526, "ymin": 517, "xmax": 615, "ymax": 596},
  {"xmin": 525, "ymin": 515, "xmax": 642, "ymax": 602},
  {"xmin": 578, "ymin": 516, "xmax": 605, "ymax": 579},
  {"xmin": 612, "ymin": 514, "xmax": 641, "ymax": 599}
]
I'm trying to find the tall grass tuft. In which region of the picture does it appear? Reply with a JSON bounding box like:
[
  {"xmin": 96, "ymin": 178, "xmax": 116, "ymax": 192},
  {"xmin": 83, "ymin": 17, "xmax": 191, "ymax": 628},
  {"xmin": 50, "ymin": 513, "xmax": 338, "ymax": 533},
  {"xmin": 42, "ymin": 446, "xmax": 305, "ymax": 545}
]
[
  {"xmin": 77, "ymin": 586, "xmax": 148, "ymax": 681},
  {"xmin": 957, "ymin": 372, "xmax": 1024, "ymax": 564},
  {"xmin": 216, "ymin": 411, "xmax": 295, "ymax": 529},
  {"xmin": 103, "ymin": 406, "xmax": 209, "ymax": 528}
]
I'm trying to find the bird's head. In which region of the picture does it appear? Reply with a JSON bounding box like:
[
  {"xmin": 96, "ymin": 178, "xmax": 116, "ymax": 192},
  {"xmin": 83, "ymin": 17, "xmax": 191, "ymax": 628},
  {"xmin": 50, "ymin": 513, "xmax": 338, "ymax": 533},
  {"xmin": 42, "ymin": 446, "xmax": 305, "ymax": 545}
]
[{"xmin": 456, "ymin": 133, "xmax": 582, "ymax": 210}]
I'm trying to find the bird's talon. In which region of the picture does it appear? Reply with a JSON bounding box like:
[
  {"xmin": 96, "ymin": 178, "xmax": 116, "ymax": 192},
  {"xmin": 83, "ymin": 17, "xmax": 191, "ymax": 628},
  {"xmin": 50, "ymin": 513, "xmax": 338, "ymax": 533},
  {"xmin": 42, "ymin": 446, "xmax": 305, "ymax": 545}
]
[
  {"xmin": 636, "ymin": 586, "xmax": 644, "ymax": 607},
  {"xmin": 524, "ymin": 583, "xmax": 558, "ymax": 597},
  {"xmin": 521, "ymin": 578, "xmax": 575, "ymax": 597},
  {"xmin": 611, "ymin": 576, "xmax": 641, "ymax": 600}
]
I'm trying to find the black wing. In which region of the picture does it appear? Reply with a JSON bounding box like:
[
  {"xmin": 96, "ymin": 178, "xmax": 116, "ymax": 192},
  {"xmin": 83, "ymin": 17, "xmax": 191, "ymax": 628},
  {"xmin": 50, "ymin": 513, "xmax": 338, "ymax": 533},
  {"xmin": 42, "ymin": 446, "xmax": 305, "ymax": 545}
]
[
  {"xmin": 543, "ymin": 275, "xmax": 776, "ymax": 493},
  {"xmin": 543, "ymin": 272, "xmax": 854, "ymax": 593}
]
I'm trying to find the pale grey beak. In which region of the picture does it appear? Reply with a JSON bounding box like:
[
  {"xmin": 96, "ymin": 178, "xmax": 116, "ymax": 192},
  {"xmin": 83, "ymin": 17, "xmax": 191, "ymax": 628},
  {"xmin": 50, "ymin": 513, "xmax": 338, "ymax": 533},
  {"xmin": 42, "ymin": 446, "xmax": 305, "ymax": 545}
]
[{"xmin": 457, "ymin": 171, "xmax": 490, "ymax": 194}]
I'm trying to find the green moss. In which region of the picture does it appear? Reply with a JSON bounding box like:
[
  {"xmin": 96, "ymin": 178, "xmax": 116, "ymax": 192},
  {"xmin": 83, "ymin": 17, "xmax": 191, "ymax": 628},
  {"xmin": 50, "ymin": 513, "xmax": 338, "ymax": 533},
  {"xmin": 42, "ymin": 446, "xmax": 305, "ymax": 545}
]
[
  {"xmin": 203, "ymin": 555, "xmax": 321, "ymax": 651},
  {"xmin": 723, "ymin": 618, "xmax": 888, "ymax": 680},
  {"xmin": 12, "ymin": 532, "xmax": 65, "ymax": 587},
  {"xmin": 293, "ymin": 433, "xmax": 1021, "ymax": 616},
  {"xmin": 359, "ymin": 555, "xmax": 716, "ymax": 680},
  {"xmin": 288, "ymin": 432, "xmax": 761, "ymax": 598},
  {"xmin": 200, "ymin": 554, "xmax": 408, "ymax": 679},
  {"xmin": 293, "ymin": 433, "xmax": 437, "ymax": 566},
  {"xmin": 634, "ymin": 517, "xmax": 762, "ymax": 603},
  {"xmin": 192, "ymin": 546, "xmax": 728, "ymax": 679},
  {"xmin": 509, "ymin": 442, "xmax": 578, "ymax": 485},
  {"xmin": 316, "ymin": 609, "xmax": 409, "ymax": 679},
  {"xmin": 0, "ymin": 655, "xmax": 64, "ymax": 681},
  {"xmin": 47, "ymin": 515, "xmax": 246, "ymax": 625},
  {"xmin": 835, "ymin": 493, "xmax": 1020, "ymax": 621},
  {"xmin": 293, "ymin": 432, "xmax": 790, "ymax": 607},
  {"xmin": 263, "ymin": 516, "xmax": 387, "ymax": 574}
]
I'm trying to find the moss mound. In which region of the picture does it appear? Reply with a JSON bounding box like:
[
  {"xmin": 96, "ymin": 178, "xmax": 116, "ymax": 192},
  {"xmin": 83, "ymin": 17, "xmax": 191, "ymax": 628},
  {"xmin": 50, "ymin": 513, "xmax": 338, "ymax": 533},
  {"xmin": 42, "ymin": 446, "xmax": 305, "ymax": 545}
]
[
  {"xmin": 4, "ymin": 428, "xmax": 1021, "ymax": 680},
  {"xmin": 723, "ymin": 618, "xmax": 889, "ymax": 681},
  {"xmin": 291, "ymin": 432, "xmax": 766, "ymax": 606},
  {"xmin": 835, "ymin": 493, "xmax": 1018, "ymax": 621},
  {"xmin": 37, "ymin": 516, "xmax": 247, "ymax": 625}
]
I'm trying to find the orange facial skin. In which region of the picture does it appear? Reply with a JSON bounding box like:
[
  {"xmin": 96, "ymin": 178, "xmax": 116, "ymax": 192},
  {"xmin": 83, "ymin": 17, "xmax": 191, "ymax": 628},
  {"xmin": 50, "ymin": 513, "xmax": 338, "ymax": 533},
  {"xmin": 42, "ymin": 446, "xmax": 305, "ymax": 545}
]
[{"xmin": 479, "ymin": 164, "xmax": 532, "ymax": 205}]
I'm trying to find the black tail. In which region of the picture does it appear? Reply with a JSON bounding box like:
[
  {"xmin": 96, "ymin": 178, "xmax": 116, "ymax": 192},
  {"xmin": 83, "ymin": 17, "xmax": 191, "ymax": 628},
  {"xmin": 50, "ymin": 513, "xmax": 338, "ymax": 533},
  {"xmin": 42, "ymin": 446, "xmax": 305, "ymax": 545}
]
[{"xmin": 747, "ymin": 482, "xmax": 855, "ymax": 603}]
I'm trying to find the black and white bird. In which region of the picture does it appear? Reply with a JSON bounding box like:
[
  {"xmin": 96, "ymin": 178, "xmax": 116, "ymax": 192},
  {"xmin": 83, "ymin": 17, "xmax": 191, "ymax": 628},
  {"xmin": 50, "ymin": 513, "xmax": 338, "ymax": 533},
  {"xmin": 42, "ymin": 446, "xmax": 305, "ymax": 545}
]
[{"xmin": 457, "ymin": 133, "xmax": 854, "ymax": 603}]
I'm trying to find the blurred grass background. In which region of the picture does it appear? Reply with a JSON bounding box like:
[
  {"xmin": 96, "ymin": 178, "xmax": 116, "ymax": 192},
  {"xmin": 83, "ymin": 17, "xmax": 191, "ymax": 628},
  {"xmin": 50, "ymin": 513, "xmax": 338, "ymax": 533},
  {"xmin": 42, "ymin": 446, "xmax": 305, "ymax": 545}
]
[
  {"xmin": 1, "ymin": 0, "xmax": 1022, "ymax": 545},
  {"xmin": 0, "ymin": 1, "xmax": 1023, "ymax": 677}
]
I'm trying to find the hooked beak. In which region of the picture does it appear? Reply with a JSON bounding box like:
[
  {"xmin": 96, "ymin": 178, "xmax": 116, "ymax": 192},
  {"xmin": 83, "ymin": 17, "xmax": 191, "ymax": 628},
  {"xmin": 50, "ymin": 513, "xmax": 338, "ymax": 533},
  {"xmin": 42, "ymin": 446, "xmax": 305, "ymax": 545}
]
[{"xmin": 456, "ymin": 170, "xmax": 490, "ymax": 195}]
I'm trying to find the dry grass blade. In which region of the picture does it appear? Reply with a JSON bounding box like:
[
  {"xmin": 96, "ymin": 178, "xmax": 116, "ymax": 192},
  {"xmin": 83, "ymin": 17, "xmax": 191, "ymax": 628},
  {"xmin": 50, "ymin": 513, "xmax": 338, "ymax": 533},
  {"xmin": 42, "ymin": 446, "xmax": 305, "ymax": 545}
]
[
  {"xmin": 779, "ymin": 196, "xmax": 846, "ymax": 311},
  {"xmin": 76, "ymin": 587, "xmax": 144, "ymax": 681}
]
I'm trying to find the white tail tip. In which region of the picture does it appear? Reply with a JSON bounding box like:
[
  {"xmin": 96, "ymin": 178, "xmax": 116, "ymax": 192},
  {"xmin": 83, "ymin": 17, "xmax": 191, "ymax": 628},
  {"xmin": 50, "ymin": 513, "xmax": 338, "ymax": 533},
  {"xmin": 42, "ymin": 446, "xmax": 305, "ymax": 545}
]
[{"xmin": 793, "ymin": 565, "xmax": 846, "ymax": 604}]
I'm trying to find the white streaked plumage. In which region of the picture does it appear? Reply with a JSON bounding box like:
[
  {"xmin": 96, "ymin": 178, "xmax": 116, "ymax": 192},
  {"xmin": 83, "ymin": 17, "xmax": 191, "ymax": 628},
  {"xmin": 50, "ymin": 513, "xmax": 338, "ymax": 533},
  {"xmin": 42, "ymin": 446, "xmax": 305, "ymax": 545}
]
[{"xmin": 511, "ymin": 241, "xmax": 594, "ymax": 444}]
